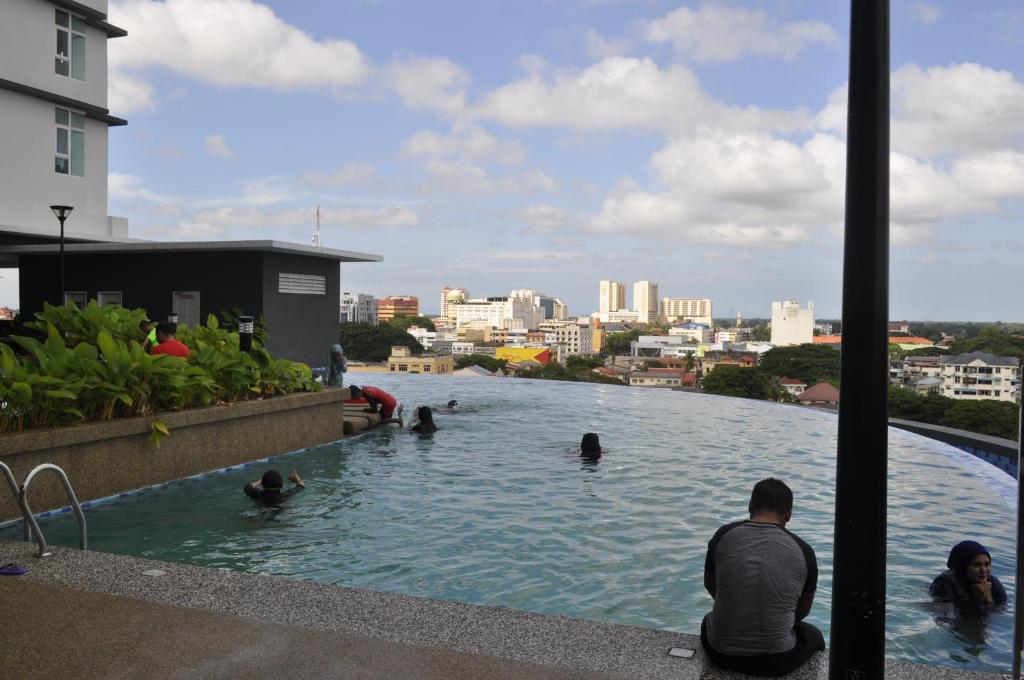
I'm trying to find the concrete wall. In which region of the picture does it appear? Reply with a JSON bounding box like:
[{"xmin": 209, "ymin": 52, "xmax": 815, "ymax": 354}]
[
  {"xmin": 0, "ymin": 389, "xmax": 347, "ymax": 521},
  {"xmin": 0, "ymin": 90, "xmax": 112, "ymax": 237},
  {"xmin": 261, "ymin": 252, "xmax": 340, "ymax": 367}
]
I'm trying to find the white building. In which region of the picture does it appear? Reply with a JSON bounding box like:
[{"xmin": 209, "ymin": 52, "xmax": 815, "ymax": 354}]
[
  {"xmin": 598, "ymin": 280, "xmax": 626, "ymax": 314},
  {"xmin": 0, "ymin": 0, "xmax": 128, "ymax": 247},
  {"xmin": 940, "ymin": 352, "xmax": 1020, "ymax": 402},
  {"xmin": 452, "ymin": 296, "xmax": 542, "ymax": 330},
  {"xmin": 540, "ymin": 320, "xmax": 593, "ymax": 358},
  {"xmin": 340, "ymin": 292, "xmax": 378, "ymax": 324},
  {"xmin": 633, "ymin": 280, "xmax": 659, "ymax": 324},
  {"xmin": 660, "ymin": 297, "xmax": 713, "ymax": 325},
  {"xmin": 668, "ymin": 322, "xmax": 712, "ymax": 344},
  {"xmin": 630, "ymin": 334, "xmax": 691, "ymax": 357},
  {"xmin": 451, "ymin": 341, "xmax": 476, "ymax": 356},
  {"xmin": 440, "ymin": 286, "xmax": 469, "ymax": 323},
  {"xmin": 594, "ymin": 309, "xmax": 639, "ymax": 324},
  {"xmin": 770, "ymin": 300, "xmax": 814, "ymax": 346}
]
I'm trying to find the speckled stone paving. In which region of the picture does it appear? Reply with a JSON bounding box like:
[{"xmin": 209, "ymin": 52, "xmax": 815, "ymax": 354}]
[{"xmin": 0, "ymin": 540, "xmax": 1008, "ymax": 680}]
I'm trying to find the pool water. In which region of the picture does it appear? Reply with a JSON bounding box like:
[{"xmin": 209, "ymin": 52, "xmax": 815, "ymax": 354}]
[{"xmin": 4, "ymin": 376, "xmax": 1016, "ymax": 672}]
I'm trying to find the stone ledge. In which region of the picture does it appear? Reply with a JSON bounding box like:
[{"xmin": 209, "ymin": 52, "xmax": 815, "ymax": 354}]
[{"xmin": 0, "ymin": 541, "xmax": 1005, "ymax": 680}]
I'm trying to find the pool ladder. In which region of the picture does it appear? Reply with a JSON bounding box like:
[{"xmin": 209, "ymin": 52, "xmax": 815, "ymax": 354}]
[{"xmin": 1, "ymin": 461, "xmax": 87, "ymax": 558}]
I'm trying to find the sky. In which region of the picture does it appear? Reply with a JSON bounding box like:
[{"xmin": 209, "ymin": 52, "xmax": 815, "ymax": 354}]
[{"xmin": 12, "ymin": 0, "xmax": 1024, "ymax": 320}]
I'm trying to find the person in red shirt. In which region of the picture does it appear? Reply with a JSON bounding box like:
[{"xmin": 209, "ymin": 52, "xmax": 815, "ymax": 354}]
[
  {"xmin": 149, "ymin": 322, "xmax": 191, "ymax": 358},
  {"xmin": 348, "ymin": 385, "xmax": 403, "ymax": 424}
]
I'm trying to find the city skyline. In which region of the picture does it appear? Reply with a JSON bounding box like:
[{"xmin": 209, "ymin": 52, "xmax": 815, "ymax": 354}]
[{"xmin": 1, "ymin": 0, "xmax": 1022, "ymax": 321}]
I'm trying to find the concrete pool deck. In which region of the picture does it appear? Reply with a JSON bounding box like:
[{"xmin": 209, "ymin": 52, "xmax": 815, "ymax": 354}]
[{"xmin": 0, "ymin": 541, "xmax": 1008, "ymax": 680}]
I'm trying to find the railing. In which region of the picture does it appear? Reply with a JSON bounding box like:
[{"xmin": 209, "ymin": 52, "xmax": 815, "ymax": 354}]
[{"xmin": 19, "ymin": 463, "xmax": 87, "ymax": 558}]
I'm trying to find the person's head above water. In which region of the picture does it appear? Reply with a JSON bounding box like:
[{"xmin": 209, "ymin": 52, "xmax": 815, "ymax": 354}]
[
  {"xmin": 947, "ymin": 540, "xmax": 992, "ymax": 582},
  {"xmin": 580, "ymin": 432, "xmax": 601, "ymax": 458},
  {"xmin": 447, "ymin": 400, "xmax": 458, "ymax": 408},
  {"xmin": 748, "ymin": 477, "xmax": 793, "ymax": 524},
  {"xmin": 417, "ymin": 406, "xmax": 434, "ymax": 422},
  {"xmin": 260, "ymin": 469, "xmax": 283, "ymax": 490}
]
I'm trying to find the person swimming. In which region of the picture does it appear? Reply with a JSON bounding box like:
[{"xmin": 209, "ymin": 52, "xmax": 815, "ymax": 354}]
[
  {"xmin": 580, "ymin": 432, "xmax": 602, "ymax": 461},
  {"xmin": 930, "ymin": 540, "xmax": 1007, "ymax": 606},
  {"xmin": 243, "ymin": 469, "xmax": 305, "ymax": 506},
  {"xmin": 411, "ymin": 406, "xmax": 437, "ymax": 434},
  {"xmin": 447, "ymin": 400, "xmax": 458, "ymax": 409}
]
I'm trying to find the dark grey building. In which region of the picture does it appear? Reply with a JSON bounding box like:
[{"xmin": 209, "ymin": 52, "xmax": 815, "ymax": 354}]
[{"xmin": 10, "ymin": 240, "xmax": 380, "ymax": 366}]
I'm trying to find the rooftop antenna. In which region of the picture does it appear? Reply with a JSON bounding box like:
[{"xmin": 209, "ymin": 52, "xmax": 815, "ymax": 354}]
[{"xmin": 312, "ymin": 204, "xmax": 321, "ymax": 248}]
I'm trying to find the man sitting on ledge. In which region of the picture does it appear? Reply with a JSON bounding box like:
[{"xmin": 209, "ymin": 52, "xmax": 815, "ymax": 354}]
[{"xmin": 701, "ymin": 477, "xmax": 825, "ymax": 677}]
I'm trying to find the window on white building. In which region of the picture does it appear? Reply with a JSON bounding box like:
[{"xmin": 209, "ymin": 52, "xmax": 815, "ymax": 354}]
[
  {"xmin": 55, "ymin": 107, "xmax": 85, "ymax": 176},
  {"xmin": 55, "ymin": 10, "xmax": 86, "ymax": 80}
]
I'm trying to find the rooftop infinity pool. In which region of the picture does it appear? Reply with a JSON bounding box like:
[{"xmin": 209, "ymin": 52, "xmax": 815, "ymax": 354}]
[{"xmin": 3, "ymin": 376, "xmax": 1016, "ymax": 672}]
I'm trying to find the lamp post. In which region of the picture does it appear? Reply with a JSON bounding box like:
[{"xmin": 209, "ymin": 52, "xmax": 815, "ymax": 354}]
[{"xmin": 49, "ymin": 205, "xmax": 73, "ymax": 305}]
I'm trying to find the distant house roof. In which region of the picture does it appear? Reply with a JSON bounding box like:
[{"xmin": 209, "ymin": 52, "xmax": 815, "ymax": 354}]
[
  {"xmin": 779, "ymin": 377, "xmax": 807, "ymax": 386},
  {"xmin": 674, "ymin": 322, "xmax": 710, "ymax": 329},
  {"xmin": 814, "ymin": 335, "xmax": 844, "ymax": 344},
  {"xmin": 940, "ymin": 352, "xmax": 1020, "ymax": 367},
  {"xmin": 453, "ymin": 365, "xmax": 494, "ymax": 377},
  {"xmin": 890, "ymin": 336, "xmax": 933, "ymax": 345},
  {"xmin": 798, "ymin": 382, "xmax": 840, "ymax": 403}
]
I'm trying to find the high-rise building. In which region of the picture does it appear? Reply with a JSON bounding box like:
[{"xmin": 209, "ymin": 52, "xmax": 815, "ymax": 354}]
[
  {"xmin": 660, "ymin": 298, "xmax": 713, "ymax": 325},
  {"xmin": 378, "ymin": 295, "xmax": 419, "ymax": 323},
  {"xmin": 598, "ymin": 281, "xmax": 626, "ymax": 314},
  {"xmin": 633, "ymin": 280, "xmax": 659, "ymax": 324},
  {"xmin": 452, "ymin": 296, "xmax": 541, "ymax": 330},
  {"xmin": 340, "ymin": 292, "xmax": 378, "ymax": 325},
  {"xmin": 440, "ymin": 286, "xmax": 469, "ymax": 324},
  {"xmin": 770, "ymin": 301, "xmax": 814, "ymax": 346}
]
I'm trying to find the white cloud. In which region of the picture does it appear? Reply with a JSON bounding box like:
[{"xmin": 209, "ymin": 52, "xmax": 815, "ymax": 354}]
[
  {"xmin": 522, "ymin": 204, "xmax": 566, "ymax": 232},
  {"xmin": 911, "ymin": 2, "xmax": 942, "ymax": 24},
  {"xmin": 420, "ymin": 160, "xmax": 555, "ymax": 195},
  {"xmin": 299, "ymin": 164, "xmax": 376, "ymax": 187},
  {"xmin": 386, "ymin": 57, "xmax": 470, "ymax": 116},
  {"xmin": 403, "ymin": 126, "xmax": 524, "ymax": 165},
  {"xmin": 204, "ymin": 134, "xmax": 235, "ymax": 158},
  {"xmin": 108, "ymin": 172, "xmax": 177, "ymax": 203},
  {"xmin": 642, "ymin": 5, "xmax": 838, "ymax": 62},
  {"xmin": 109, "ymin": 0, "xmax": 369, "ymax": 109},
  {"xmin": 476, "ymin": 57, "xmax": 810, "ymax": 135},
  {"xmin": 584, "ymin": 28, "xmax": 632, "ymax": 60},
  {"xmin": 820, "ymin": 63, "xmax": 1024, "ymax": 157}
]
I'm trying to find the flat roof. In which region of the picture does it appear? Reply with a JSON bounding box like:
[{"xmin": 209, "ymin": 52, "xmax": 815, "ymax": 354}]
[{"xmin": 6, "ymin": 239, "xmax": 383, "ymax": 263}]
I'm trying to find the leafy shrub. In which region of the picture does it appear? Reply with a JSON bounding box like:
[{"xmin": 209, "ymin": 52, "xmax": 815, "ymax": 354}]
[{"xmin": 0, "ymin": 302, "xmax": 319, "ymax": 438}]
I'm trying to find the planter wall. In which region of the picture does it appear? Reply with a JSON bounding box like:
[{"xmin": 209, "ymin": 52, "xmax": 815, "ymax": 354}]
[{"xmin": 0, "ymin": 389, "xmax": 348, "ymax": 521}]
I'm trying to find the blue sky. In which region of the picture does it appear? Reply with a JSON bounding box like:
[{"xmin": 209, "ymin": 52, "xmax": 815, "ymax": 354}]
[{"xmin": 54, "ymin": 0, "xmax": 1024, "ymax": 319}]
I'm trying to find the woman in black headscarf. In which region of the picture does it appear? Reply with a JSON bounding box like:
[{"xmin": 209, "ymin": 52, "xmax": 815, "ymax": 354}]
[
  {"xmin": 410, "ymin": 406, "xmax": 437, "ymax": 434},
  {"xmin": 580, "ymin": 433, "xmax": 602, "ymax": 461},
  {"xmin": 930, "ymin": 540, "xmax": 1007, "ymax": 606}
]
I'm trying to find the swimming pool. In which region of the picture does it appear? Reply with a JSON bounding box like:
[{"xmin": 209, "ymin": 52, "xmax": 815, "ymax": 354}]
[{"xmin": 4, "ymin": 376, "xmax": 1016, "ymax": 672}]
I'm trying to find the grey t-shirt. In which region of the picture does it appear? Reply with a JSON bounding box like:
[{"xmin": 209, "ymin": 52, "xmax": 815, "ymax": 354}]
[{"xmin": 704, "ymin": 520, "xmax": 817, "ymax": 656}]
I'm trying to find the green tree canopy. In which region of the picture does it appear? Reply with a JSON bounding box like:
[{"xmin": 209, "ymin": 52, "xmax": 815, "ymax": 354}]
[
  {"xmin": 700, "ymin": 366, "xmax": 778, "ymax": 400},
  {"xmin": 338, "ymin": 322, "xmax": 424, "ymax": 362},
  {"xmin": 602, "ymin": 329, "xmax": 641, "ymax": 356},
  {"xmin": 454, "ymin": 353, "xmax": 507, "ymax": 373},
  {"xmin": 888, "ymin": 385, "xmax": 1019, "ymax": 441},
  {"xmin": 759, "ymin": 344, "xmax": 841, "ymax": 385},
  {"xmin": 750, "ymin": 326, "xmax": 771, "ymax": 341},
  {"xmin": 947, "ymin": 327, "xmax": 1024, "ymax": 362},
  {"xmin": 386, "ymin": 315, "xmax": 436, "ymax": 332}
]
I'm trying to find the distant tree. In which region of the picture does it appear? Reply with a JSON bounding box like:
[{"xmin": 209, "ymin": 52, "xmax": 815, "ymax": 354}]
[
  {"xmin": 566, "ymin": 355, "xmax": 604, "ymax": 372},
  {"xmin": 942, "ymin": 400, "xmax": 1019, "ymax": 441},
  {"xmin": 454, "ymin": 353, "xmax": 507, "ymax": 373},
  {"xmin": 947, "ymin": 327, "xmax": 1024, "ymax": 362},
  {"xmin": 387, "ymin": 315, "xmax": 436, "ymax": 332},
  {"xmin": 759, "ymin": 344, "xmax": 841, "ymax": 385},
  {"xmin": 602, "ymin": 329, "xmax": 642, "ymax": 357},
  {"xmin": 750, "ymin": 327, "xmax": 771, "ymax": 342},
  {"xmin": 338, "ymin": 322, "xmax": 424, "ymax": 362},
  {"xmin": 904, "ymin": 346, "xmax": 947, "ymax": 357},
  {"xmin": 701, "ymin": 366, "xmax": 778, "ymax": 400}
]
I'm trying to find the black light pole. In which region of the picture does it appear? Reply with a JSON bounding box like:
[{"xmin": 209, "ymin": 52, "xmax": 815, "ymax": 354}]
[
  {"xmin": 829, "ymin": 1, "xmax": 889, "ymax": 679},
  {"xmin": 49, "ymin": 205, "xmax": 73, "ymax": 305}
]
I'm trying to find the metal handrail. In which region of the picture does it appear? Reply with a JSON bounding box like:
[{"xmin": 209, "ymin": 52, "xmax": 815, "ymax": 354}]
[
  {"xmin": 0, "ymin": 461, "xmax": 33, "ymax": 542},
  {"xmin": 19, "ymin": 463, "xmax": 87, "ymax": 558}
]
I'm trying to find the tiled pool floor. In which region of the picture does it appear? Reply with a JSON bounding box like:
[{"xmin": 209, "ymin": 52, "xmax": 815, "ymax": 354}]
[{"xmin": 0, "ymin": 541, "xmax": 1007, "ymax": 680}]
